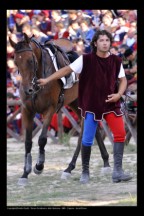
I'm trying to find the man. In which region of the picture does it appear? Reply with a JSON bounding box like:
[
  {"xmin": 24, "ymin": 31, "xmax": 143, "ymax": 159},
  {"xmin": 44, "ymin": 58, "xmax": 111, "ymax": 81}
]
[
  {"xmin": 37, "ymin": 30, "xmax": 133, "ymax": 184},
  {"xmin": 124, "ymin": 48, "xmax": 137, "ymax": 85}
]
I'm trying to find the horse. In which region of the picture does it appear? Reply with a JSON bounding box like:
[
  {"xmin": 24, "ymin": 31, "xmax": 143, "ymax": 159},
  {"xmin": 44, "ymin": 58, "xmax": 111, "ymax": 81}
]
[{"xmin": 9, "ymin": 33, "xmax": 111, "ymax": 186}]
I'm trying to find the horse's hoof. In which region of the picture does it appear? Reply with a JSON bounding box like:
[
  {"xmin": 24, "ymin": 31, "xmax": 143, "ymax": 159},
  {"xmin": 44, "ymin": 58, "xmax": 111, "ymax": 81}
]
[
  {"xmin": 100, "ymin": 167, "xmax": 112, "ymax": 175},
  {"xmin": 61, "ymin": 171, "xmax": 71, "ymax": 180},
  {"xmin": 17, "ymin": 178, "xmax": 28, "ymax": 186},
  {"xmin": 33, "ymin": 165, "xmax": 43, "ymax": 175}
]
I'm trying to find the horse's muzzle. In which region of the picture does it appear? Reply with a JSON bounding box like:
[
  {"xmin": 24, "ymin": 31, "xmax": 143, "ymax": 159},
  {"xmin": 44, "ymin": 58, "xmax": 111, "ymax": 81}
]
[{"xmin": 24, "ymin": 88, "xmax": 34, "ymax": 95}]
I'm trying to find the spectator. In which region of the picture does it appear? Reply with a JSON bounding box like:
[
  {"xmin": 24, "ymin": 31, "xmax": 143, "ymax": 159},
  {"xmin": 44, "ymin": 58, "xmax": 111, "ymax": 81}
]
[
  {"xmin": 31, "ymin": 25, "xmax": 49, "ymax": 44},
  {"xmin": 99, "ymin": 14, "xmax": 113, "ymax": 32},
  {"xmin": 67, "ymin": 10, "xmax": 79, "ymax": 25},
  {"xmin": 7, "ymin": 42, "xmax": 14, "ymax": 59},
  {"xmin": 91, "ymin": 10, "xmax": 101, "ymax": 30},
  {"xmin": 122, "ymin": 26, "xmax": 137, "ymax": 49},
  {"xmin": 112, "ymin": 16, "xmax": 130, "ymax": 47},
  {"xmin": 63, "ymin": 106, "xmax": 79, "ymax": 134},
  {"xmin": 22, "ymin": 22, "xmax": 32, "ymax": 37},
  {"xmin": 37, "ymin": 10, "xmax": 51, "ymax": 36},
  {"xmin": 14, "ymin": 11, "xmax": 30, "ymax": 36},
  {"xmin": 73, "ymin": 38, "xmax": 85, "ymax": 55},
  {"xmin": 7, "ymin": 58, "xmax": 20, "ymax": 88},
  {"xmin": 118, "ymin": 44, "xmax": 130, "ymax": 69},
  {"xmin": 50, "ymin": 10, "xmax": 66, "ymax": 37},
  {"xmin": 110, "ymin": 46, "xmax": 119, "ymax": 55},
  {"xmin": 53, "ymin": 21, "xmax": 69, "ymax": 40},
  {"xmin": 124, "ymin": 48, "xmax": 137, "ymax": 84},
  {"xmin": 68, "ymin": 20, "xmax": 81, "ymax": 41},
  {"xmin": 127, "ymin": 10, "xmax": 137, "ymax": 23},
  {"xmin": 77, "ymin": 18, "xmax": 96, "ymax": 53},
  {"xmin": 7, "ymin": 10, "xmax": 16, "ymax": 33}
]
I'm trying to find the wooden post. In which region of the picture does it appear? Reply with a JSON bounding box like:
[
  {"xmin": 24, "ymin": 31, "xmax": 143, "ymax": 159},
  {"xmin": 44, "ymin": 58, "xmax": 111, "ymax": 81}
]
[
  {"xmin": 57, "ymin": 110, "xmax": 63, "ymax": 141},
  {"xmin": 123, "ymin": 113, "xmax": 137, "ymax": 144},
  {"xmin": 101, "ymin": 119, "xmax": 114, "ymax": 146},
  {"xmin": 34, "ymin": 117, "xmax": 59, "ymax": 144},
  {"xmin": 7, "ymin": 127, "xmax": 22, "ymax": 141},
  {"xmin": 7, "ymin": 107, "xmax": 21, "ymax": 124},
  {"xmin": 61, "ymin": 106, "xmax": 81, "ymax": 133}
]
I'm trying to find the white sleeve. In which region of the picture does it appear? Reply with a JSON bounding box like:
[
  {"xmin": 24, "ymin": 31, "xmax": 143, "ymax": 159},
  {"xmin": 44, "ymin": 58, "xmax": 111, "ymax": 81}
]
[
  {"xmin": 118, "ymin": 63, "xmax": 126, "ymax": 78},
  {"xmin": 69, "ymin": 55, "xmax": 83, "ymax": 74}
]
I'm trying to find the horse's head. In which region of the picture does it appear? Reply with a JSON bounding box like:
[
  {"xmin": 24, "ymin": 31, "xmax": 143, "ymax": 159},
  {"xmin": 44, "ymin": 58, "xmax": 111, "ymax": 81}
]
[{"xmin": 9, "ymin": 33, "xmax": 39, "ymax": 95}]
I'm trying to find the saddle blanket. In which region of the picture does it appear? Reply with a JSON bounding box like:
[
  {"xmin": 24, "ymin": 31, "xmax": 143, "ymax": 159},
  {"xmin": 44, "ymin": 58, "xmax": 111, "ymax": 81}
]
[{"xmin": 46, "ymin": 47, "xmax": 78, "ymax": 89}]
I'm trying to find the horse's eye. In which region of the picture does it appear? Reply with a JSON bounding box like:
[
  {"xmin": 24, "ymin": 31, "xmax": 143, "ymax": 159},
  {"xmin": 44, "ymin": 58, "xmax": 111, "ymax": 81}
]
[{"xmin": 29, "ymin": 59, "xmax": 33, "ymax": 64}]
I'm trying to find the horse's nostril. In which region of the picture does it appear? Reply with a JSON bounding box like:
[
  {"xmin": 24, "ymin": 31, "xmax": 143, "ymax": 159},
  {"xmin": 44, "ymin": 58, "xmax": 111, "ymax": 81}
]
[
  {"xmin": 24, "ymin": 88, "xmax": 33, "ymax": 95},
  {"xmin": 28, "ymin": 89, "xmax": 34, "ymax": 94}
]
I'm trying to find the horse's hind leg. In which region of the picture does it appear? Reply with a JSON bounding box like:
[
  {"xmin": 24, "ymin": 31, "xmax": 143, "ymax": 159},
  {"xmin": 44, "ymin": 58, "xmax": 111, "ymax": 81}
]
[
  {"xmin": 33, "ymin": 108, "xmax": 54, "ymax": 175},
  {"xmin": 18, "ymin": 108, "xmax": 34, "ymax": 186},
  {"xmin": 95, "ymin": 124, "xmax": 110, "ymax": 167},
  {"xmin": 95, "ymin": 124, "xmax": 112, "ymax": 174}
]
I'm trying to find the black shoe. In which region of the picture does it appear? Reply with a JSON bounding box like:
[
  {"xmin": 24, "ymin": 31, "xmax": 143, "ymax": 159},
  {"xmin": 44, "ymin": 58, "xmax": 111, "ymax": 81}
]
[
  {"xmin": 112, "ymin": 170, "xmax": 133, "ymax": 183},
  {"xmin": 80, "ymin": 145, "xmax": 91, "ymax": 184}
]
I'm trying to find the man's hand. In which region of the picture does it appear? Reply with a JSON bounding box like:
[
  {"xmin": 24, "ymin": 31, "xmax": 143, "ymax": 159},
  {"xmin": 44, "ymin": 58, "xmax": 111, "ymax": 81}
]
[
  {"xmin": 37, "ymin": 78, "xmax": 49, "ymax": 86},
  {"xmin": 105, "ymin": 93, "xmax": 121, "ymax": 103}
]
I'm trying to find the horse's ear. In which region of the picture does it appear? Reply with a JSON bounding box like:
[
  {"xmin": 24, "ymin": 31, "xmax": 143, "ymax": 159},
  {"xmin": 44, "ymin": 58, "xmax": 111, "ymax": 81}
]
[
  {"xmin": 9, "ymin": 37, "xmax": 16, "ymax": 49},
  {"xmin": 23, "ymin": 33, "xmax": 30, "ymax": 44}
]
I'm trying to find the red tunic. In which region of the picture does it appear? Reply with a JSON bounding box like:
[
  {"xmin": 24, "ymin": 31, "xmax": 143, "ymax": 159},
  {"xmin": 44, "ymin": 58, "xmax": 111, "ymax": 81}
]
[{"xmin": 78, "ymin": 53, "xmax": 123, "ymax": 120}]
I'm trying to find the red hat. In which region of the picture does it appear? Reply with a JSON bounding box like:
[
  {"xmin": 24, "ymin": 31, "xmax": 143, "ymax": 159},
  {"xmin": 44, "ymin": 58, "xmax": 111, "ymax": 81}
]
[
  {"xmin": 38, "ymin": 10, "xmax": 49, "ymax": 17},
  {"xmin": 14, "ymin": 13, "xmax": 24, "ymax": 19}
]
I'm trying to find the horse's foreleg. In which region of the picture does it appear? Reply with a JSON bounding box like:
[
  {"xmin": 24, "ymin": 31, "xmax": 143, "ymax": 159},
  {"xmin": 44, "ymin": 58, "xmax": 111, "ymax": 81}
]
[
  {"xmin": 18, "ymin": 108, "xmax": 34, "ymax": 186},
  {"xmin": 61, "ymin": 131, "xmax": 82, "ymax": 179},
  {"xmin": 34, "ymin": 108, "xmax": 54, "ymax": 175}
]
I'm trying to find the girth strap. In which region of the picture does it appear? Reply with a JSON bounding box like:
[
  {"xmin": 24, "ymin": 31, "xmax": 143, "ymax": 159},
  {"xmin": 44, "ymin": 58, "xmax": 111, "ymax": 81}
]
[{"xmin": 56, "ymin": 88, "xmax": 64, "ymax": 113}]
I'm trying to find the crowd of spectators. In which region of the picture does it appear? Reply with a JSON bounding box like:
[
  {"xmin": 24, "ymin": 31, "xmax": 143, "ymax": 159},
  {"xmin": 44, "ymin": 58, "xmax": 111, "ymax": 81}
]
[{"xmin": 7, "ymin": 9, "xmax": 137, "ymax": 137}]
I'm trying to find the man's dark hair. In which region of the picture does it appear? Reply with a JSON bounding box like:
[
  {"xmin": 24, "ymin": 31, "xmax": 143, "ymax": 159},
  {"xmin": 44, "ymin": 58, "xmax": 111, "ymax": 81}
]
[
  {"xmin": 90, "ymin": 30, "xmax": 113, "ymax": 53},
  {"xmin": 124, "ymin": 48, "xmax": 133, "ymax": 58},
  {"xmin": 119, "ymin": 44, "xmax": 129, "ymax": 50}
]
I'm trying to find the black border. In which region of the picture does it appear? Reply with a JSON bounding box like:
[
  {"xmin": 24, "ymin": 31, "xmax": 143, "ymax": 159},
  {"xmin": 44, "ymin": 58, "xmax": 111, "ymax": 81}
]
[{"xmin": 2, "ymin": 2, "xmax": 144, "ymax": 214}]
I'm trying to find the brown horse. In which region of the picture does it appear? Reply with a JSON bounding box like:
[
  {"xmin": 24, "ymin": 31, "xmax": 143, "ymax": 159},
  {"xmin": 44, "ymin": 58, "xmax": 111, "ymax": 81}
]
[{"xmin": 9, "ymin": 33, "xmax": 110, "ymax": 186}]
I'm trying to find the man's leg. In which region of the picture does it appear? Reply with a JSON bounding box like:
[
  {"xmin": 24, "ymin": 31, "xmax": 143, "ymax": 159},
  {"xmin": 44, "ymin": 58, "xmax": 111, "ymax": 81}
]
[
  {"xmin": 80, "ymin": 112, "xmax": 98, "ymax": 184},
  {"xmin": 104, "ymin": 113, "xmax": 133, "ymax": 183}
]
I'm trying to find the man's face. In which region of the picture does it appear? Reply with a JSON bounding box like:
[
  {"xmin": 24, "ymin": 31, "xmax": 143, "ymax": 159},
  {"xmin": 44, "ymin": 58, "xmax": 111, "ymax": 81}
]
[
  {"xmin": 94, "ymin": 35, "xmax": 111, "ymax": 53},
  {"xmin": 126, "ymin": 54, "xmax": 133, "ymax": 61}
]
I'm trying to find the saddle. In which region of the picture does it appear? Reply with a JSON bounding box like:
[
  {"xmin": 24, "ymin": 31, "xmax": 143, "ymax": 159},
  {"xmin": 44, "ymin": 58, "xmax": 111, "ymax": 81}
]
[
  {"xmin": 45, "ymin": 38, "xmax": 74, "ymax": 53},
  {"xmin": 45, "ymin": 38, "xmax": 78, "ymax": 89}
]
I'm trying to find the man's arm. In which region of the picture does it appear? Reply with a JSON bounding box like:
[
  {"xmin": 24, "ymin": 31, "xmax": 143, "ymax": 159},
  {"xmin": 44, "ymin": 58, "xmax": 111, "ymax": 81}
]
[
  {"xmin": 117, "ymin": 76, "xmax": 127, "ymax": 97},
  {"xmin": 37, "ymin": 66, "xmax": 73, "ymax": 86}
]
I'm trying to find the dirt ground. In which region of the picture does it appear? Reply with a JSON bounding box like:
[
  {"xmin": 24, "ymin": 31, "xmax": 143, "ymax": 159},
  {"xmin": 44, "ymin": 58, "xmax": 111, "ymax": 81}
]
[{"xmin": 7, "ymin": 132, "xmax": 137, "ymax": 208}]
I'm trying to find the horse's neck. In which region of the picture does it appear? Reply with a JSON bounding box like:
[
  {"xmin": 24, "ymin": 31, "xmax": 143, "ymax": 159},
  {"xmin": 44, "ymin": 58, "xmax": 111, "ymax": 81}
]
[{"xmin": 30, "ymin": 39, "xmax": 46, "ymax": 78}]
